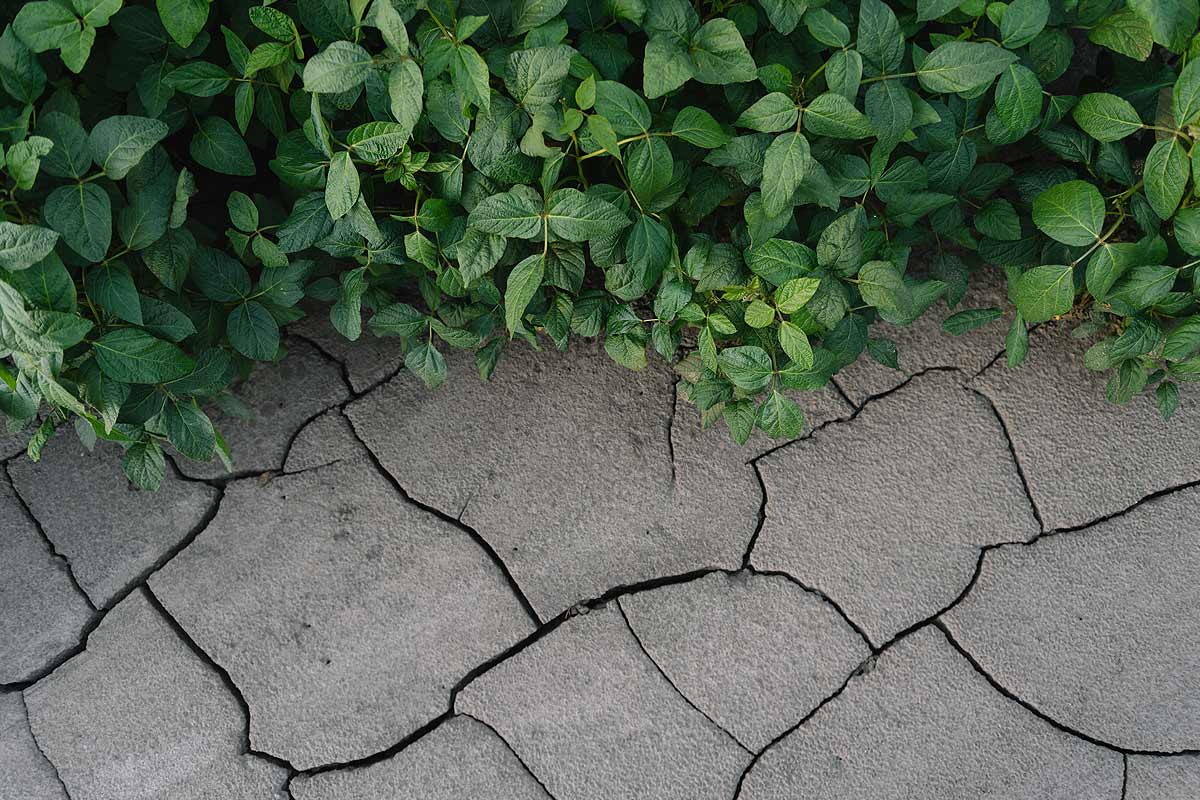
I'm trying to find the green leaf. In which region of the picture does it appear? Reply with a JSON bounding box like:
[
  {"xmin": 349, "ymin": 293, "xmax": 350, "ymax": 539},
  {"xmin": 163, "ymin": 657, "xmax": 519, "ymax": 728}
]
[
  {"xmin": 468, "ymin": 186, "xmax": 544, "ymax": 239},
  {"xmin": 505, "ymin": 253, "xmax": 544, "ymax": 334},
  {"xmin": 6, "ymin": 136, "xmax": 53, "ymax": 190},
  {"xmin": 44, "ymin": 182, "xmax": 111, "ymax": 262},
  {"xmin": 778, "ymin": 321, "xmax": 813, "ymax": 368},
  {"xmin": 247, "ymin": 5, "xmax": 294, "ymax": 42},
  {"xmin": 999, "ymin": 0, "xmax": 1049, "ymax": 48},
  {"xmin": 1108, "ymin": 264, "xmax": 1179, "ymax": 311},
  {"xmin": 406, "ymin": 342, "xmax": 447, "ymax": 388},
  {"xmin": 226, "ymin": 301, "xmax": 279, "ymax": 360},
  {"xmin": 775, "ymin": 277, "xmax": 821, "ymax": 313},
  {"xmin": 625, "ymin": 137, "xmax": 673, "ymax": 206},
  {"xmin": 1174, "ymin": 208, "xmax": 1200, "ymax": 256},
  {"xmin": 1129, "ymin": 0, "xmax": 1198, "ymax": 53},
  {"xmin": 369, "ymin": 302, "xmax": 426, "ymax": 338},
  {"xmin": 192, "ymin": 246, "xmax": 250, "ymax": 301},
  {"xmin": 643, "ymin": 35, "xmax": 692, "ymax": 99},
  {"xmin": 89, "ymin": 260, "xmax": 141, "ymax": 323},
  {"xmin": 387, "ymin": 61, "xmax": 424, "ymax": 142},
  {"xmin": 943, "ymin": 308, "xmax": 1002, "ymax": 335},
  {"xmin": 575, "ymin": 74, "xmax": 596, "ymax": 110},
  {"xmin": 163, "ymin": 400, "xmax": 215, "ymax": 461},
  {"xmin": 761, "ymin": 132, "xmax": 809, "ymax": 217},
  {"xmin": 865, "ymin": 80, "xmax": 912, "ymax": 144},
  {"xmin": 1156, "ymin": 381, "xmax": 1180, "ymax": 421},
  {"xmin": 756, "ymin": 390, "xmax": 804, "ymax": 438},
  {"xmin": 817, "ymin": 206, "xmax": 865, "ymax": 276},
  {"xmin": 747, "ymin": 239, "xmax": 815, "ymax": 285},
  {"xmin": 1163, "ymin": 315, "xmax": 1200, "ymax": 360},
  {"xmin": 325, "ymin": 151, "xmax": 360, "ymax": 221},
  {"xmin": 244, "ymin": 41, "xmax": 291, "ymax": 75},
  {"xmin": 277, "ymin": 192, "xmax": 334, "ymax": 252},
  {"xmin": 226, "ymin": 191, "xmax": 258, "ymax": 232},
  {"xmin": 1085, "ymin": 242, "xmax": 1140, "ymax": 299},
  {"xmin": 94, "ymin": 328, "xmax": 193, "ymax": 383},
  {"xmin": 140, "ymin": 296, "xmax": 195, "ymax": 342},
  {"xmin": 142, "ymin": 226, "xmax": 195, "ymax": 290},
  {"xmin": 857, "ymin": 260, "xmax": 907, "ymax": 312},
  {"xmin": 89, "ymin": 115, "xmax": 168, "ymax": 180},
  {"xmin": 1072, "ymin": 93, "xmax": 1142, "ymax": 142},
  {"xmin": 547, "ymin": 188, "xmax": 631, "ymax": 241},
  {"xmin": 8, "ymin": 251, "xmax": 74, "ymax": 312},
  {"xmin": 735, "ymin": 92, "xmax": 798, "ymax": 133},
  {"xmin": 0, "ymin": 25, "xmax": 47, "ymax": 104},
  {"xmin": 917, "ymin": 0, "xmax": 961, "ymax": 20},
  {"xmin": 858, "ymin": 0, "xmax": 904, "ymax": 73},
  {"xmin": 689, "ymin": 18, "xmax": 757, "ymax": 84},
  {"xmin": 164, "ymin": 61, "xmax": 230, "ymax": 96},
  {"xmin": 1012, "ymin": 264, "xmax": 1075, "ymax": 323},
  {"xmin": 303, "ymin": 41, "xmax": 373, "ymax": 93},
  {"xmin": 867, "ymin": 337, "xmax": 899, "ymax": 369},
  {"xmin": 804, "ymin": 8, "xmax": 850, "ymax": 47},
  {"xmin": 594, "ymin": 80, "xmax": 651, "ymax": 135},
  {"xmin": 1143, "ymin": 138, "xmax": 1189, "ymax": 220},
  {"xmin": 760, "ymin": 0, "xmax": 807, "ymax": 34},
  {"xmin": 451, "ymin": 43, "xmax": 491, "ymax": 112},
  {"xmin": 722, "ymin": 398, "xmax": 755, "ymax": 445},
  {"xmin": 13, "ymin": 2, "xmax": 88, "ymax": 67},
  {"xmin": 744, "ymin": 298, "xmax": 774, "ymax": 328},
  {"xmin": 1006, "ymin": 312, "xmax": 1029, "ymax": 367},
  {"xmin": 990, "ymin": 64, "xmax": 1042, "ymax": 143},
  {"xmin": 1032, "ymin": 180, "xmax": 1105, "ymax": 246},
  {"xmin": 123, "ymin": 441, "xmax": 165, "ymax": 490},
  {"xmin": 719, "ymin": 345, "xmax": 774, "ymax": 391},
  {"xmin": 156, "ymin": 0, "xmax": 209, "ymax": 48},
  {"xmin": 505, "ymin": 45, "xmax": 571, "ymax": 110},
  {"xmin": 917, "ymin": 42, "xmax": 1017, "ymax": 94},
  {"xmin": 36, "ymin": 112, "xmax": 89, "ymax": 179},
  {"xmin": 803, "ymin": 93, "xmax": 873, "ymax": 139},
  {"xmin": 0, "ymin": 222, "xmax": 58, "ymax": 271},
  {"xmin": 512, "ymin": 0, "xmax": 568, "ymax": 35},
  {"xmin": 975, "ymin": 199, "xmax": 1021, "ymax": 240},
  {"xmin": 1173, "ymin": 59, "xmax": 1200, "ymax": 128},
  {"xmin": 671, "ymin": 106, "xmax": 730, "ymax": 148},
  {"xmin": 190, "ymin": 116, "xmax": 255, "ymax": 176},
  {"xmin": 1088, "ymin": 9, "xmax": 1153, "ymax": 61}
]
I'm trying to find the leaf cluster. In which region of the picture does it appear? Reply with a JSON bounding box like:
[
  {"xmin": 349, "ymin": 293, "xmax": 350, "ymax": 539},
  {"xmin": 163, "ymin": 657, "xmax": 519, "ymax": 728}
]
[{"xmin": 1, "ymin": 0, "xmax": 1199, "ymax": 486}]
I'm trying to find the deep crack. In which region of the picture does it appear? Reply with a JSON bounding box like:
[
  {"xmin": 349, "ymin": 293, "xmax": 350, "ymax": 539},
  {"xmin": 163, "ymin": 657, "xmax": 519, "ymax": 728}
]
[
  {"xmin": 342, "ymin": 413, "xmax": 543, "ymax": 628},
  {"xmin": 935, "ymin": 621, "xmax": 1200, "ymax": 757},
  {"xmin": 748, "ymin": 567, "xmax": 876, "ymax": 653},
  {"xmin": 460, "ymin": 713, "xmax": 562, "ymax": 800},
  {"xmin": 4, "ymin": 462, "xmax": 96, "ymax": 613},
  {"xmin": 732, "ymin": 656, "xmax": 869, "ymax": 795},
  {"xmin": 616, "ymin": 597, "xmax": 754, "ymax": 755},
  {"xmin": 968, "ymin": 384, "xmax": 1047, "ymax": 534},
  {"xmin": 142, "ymin": 586, "xmax": 297, "ymax": 772},
  {"xmin": 19, "ymin": 690, "xmax": 76, "ymax": 800}
]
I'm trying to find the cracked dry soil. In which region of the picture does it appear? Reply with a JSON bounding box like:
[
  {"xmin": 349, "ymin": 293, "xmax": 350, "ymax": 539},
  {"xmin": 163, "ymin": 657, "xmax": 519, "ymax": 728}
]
[{"xmin": 2, "ymin": 301, "xmax": 1199, "ymax": 800}]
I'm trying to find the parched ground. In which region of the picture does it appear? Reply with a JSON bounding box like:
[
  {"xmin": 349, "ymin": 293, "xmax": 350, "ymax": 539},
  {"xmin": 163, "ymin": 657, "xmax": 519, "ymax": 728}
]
[{"xmin": 3, "ymin": 292, "xmax": 1199, "ymax": 799}]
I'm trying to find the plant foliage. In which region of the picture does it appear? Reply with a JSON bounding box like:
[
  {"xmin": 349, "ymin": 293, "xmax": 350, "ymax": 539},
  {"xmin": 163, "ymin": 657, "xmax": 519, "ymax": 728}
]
[{"xmin": 1, "ymin": 0, "xmax": 1199, "ymax": 487}]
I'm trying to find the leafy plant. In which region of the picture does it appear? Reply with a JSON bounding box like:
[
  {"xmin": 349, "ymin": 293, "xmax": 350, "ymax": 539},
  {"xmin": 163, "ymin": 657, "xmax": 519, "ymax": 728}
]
[{"xmin": 1, "ymin": 0, "xmax": 1199, "ymax": 488}]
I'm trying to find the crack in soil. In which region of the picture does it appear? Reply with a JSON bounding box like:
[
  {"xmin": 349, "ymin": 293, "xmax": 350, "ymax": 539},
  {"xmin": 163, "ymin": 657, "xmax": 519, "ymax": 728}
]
[
  {"xmin": 142, "ymin": 586, "xmax": 298, "ymax": 772},
  {"xmin": 460, "ymin": 713, "xmax": 562, "ymax": 800},
  {"xmin": 935, "ymin": 621, "xmax": 1200, "ymax": 758},
  {"xmin": 3, "ymin": 463, "xmax": 96, "ymax": 614},
  {"xmin": 19, "ymin": 690, "xmax": 76, "ymax": 800},
  {"xmin": 10, "ymin": 332, "xmax": 1199, "ymax": 792},
  {"xmin": 615, "ymin": 597, "xmax": 754, "ymax": 755},
  {"xmin": 342, "ymin": 414, "xmax": 544, "ymax": 629}
]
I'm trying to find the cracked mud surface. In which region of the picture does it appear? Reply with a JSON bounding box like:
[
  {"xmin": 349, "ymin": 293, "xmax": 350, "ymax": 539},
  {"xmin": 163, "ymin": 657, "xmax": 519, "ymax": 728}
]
[{"xmin": 3, "ymin": 316, "xmax": 1199, "ymax": 798}]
